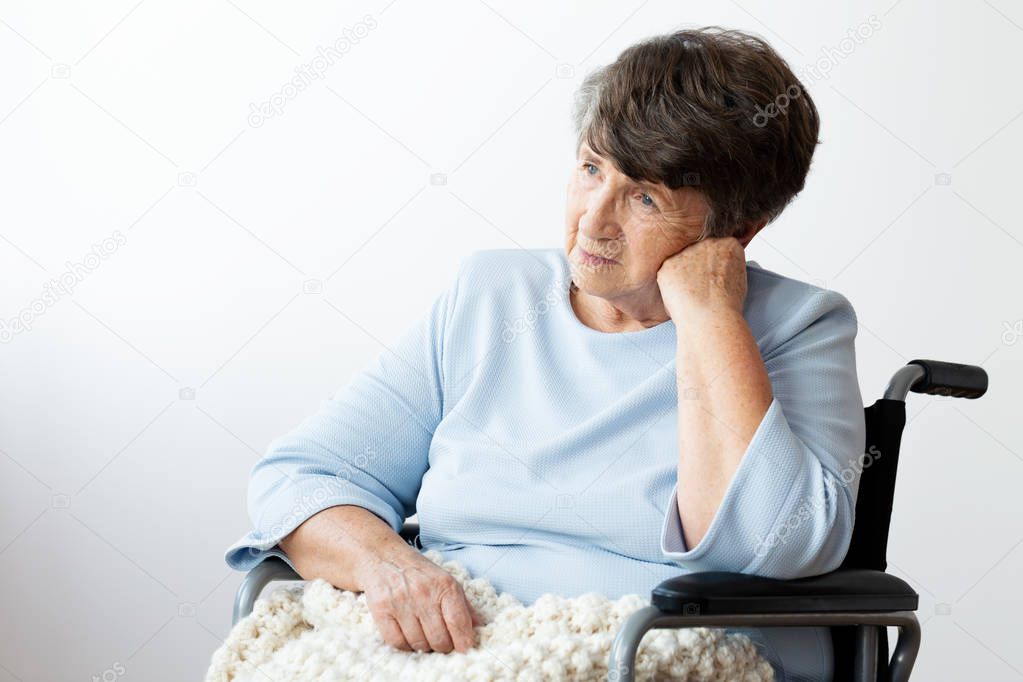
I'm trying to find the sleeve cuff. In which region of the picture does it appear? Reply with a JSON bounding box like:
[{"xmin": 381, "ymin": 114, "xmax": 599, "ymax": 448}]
[
  {"xmin": 224, "ymin": 537, "xmax": 298, "ymax": 573},
  {"xmin": 225, "ymin": 475, "xmax": 406, "ymax": 572},
  {"xmin": 659, "ymin": 396, "xmax": 830, "ymax": 575}
]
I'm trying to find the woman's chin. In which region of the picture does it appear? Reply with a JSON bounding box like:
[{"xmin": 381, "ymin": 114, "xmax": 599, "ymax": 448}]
[{"xmin": 572, "ymin": 276, "xmax": 616, "ymax": 298}]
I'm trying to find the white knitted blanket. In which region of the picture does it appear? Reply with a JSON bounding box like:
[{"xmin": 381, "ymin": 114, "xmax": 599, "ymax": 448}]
[{"xmin": 206, "ymin": 550, "xmax": 775, "ymax": 681}]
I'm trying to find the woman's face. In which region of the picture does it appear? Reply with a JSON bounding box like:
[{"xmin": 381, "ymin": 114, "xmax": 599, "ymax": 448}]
[{"xmin": 564, "ymin": 142, "xmax": 710, "ymax": 302}]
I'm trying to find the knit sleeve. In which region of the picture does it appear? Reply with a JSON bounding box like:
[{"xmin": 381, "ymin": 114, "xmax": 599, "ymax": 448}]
[
  {"xmin": 224, "ymin": 261, "xmax": 463, "ymax": 572},
  {"xmin": 659, "ymin": 290, "xmax": 866, "ymax": 578}
]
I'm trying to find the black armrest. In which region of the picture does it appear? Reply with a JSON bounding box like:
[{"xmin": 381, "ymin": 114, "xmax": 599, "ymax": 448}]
[{"xmin": 652, "ymin": 568, "xmax": 918, "ymax": 615}]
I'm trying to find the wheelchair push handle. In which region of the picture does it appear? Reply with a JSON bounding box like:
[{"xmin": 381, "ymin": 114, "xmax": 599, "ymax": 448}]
[{"xmin": 906, "ymin": 359, "xmax": 988, "ymax": 399}]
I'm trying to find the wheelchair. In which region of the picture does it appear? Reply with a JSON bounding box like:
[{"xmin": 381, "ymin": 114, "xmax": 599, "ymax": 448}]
[{"xmin": 232, "ymin": 359, "xmax": 988, "ymax": 682}]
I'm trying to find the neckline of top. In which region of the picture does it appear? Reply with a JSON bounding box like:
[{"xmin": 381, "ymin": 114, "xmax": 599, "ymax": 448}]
[
  {"xmin": 556, "ymin": 250, "xmax": 675, "ymax": 338},
  {"xmin": 551, "ymin": 249, "xmax": 761, "ymax": 338}
]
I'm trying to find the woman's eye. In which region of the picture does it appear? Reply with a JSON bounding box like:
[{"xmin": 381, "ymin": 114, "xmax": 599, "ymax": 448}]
[{"xmin": 578, "ymin": 162, "xmax": 657, "ymax": 210}]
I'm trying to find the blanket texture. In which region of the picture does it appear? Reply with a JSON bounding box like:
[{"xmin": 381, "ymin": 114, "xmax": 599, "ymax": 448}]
[{"xmin": 206, "ymin": 550, "xmax": 776, "ymax": 681}]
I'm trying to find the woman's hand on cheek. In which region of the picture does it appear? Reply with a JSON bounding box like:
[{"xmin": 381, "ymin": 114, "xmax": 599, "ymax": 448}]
[{"xmin": 656, "ymin": 236, "xmax": 749, "ymax": 319}]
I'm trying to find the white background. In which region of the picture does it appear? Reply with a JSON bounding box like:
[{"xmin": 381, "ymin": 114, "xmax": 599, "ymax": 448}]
[{"xmin": 1, "ymin": 1, "xmax": 1021, "ymax": 680}]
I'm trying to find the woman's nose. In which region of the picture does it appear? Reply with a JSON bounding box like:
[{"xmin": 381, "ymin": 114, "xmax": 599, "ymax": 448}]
[{"xmin": 583, "ymin": 190, "xmax": 623, "ymax": 237}]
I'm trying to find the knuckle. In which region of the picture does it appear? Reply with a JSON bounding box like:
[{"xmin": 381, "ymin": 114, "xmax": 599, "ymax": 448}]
[
  {"xmin": 409, "ymin": 578, "xmax": 433, "ymax": 600},
  {"xmin": 434, "ymin": 575, "xmax": 457, "ymax": 595},
  {"xmin": 367, "ymin": 593, "xmax": 393, "ymax": 612},
  {"xmin": 427, "ymin": 628, "xmax": 453, "ymax": 653}
]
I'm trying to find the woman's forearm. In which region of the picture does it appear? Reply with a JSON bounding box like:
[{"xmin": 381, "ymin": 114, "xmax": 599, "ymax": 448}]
[
  {"xmin": 278, "ymin": 504, "xmax": 419, "ymax": 592},
  {"xmin": 674, "ymin": 306, "xmax": 773, "ymax": 551}
]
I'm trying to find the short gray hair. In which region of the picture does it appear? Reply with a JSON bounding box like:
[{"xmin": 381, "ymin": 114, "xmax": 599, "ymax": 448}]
[{"xmin": 570, "ymin": 26, "xmax": 820, "ymax": 239}]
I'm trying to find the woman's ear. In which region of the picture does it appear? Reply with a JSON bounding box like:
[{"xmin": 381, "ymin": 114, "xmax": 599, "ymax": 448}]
[{"xmin": 736, "ymin": 218, "xmax": 768, "ymax": 247}]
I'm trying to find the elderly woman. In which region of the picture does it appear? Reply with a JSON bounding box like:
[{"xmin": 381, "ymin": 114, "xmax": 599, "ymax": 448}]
[{"xmin": 225, "ymin": 27, "xmax": 865, "ymax": 681}]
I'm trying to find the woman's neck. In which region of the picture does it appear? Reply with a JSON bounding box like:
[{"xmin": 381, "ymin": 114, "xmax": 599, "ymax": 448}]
[{"xmin": 569, "ymin": 283, "xmax": 672, "ymax": 333}]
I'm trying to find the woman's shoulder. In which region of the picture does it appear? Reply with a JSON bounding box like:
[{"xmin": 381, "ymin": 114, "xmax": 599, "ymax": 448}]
[
  {"xmin": 457, "ymin": 247, "xmax": 565, "ymax": 278},
  {"xmin": 453, "ymin": 248, "xmax": 568, "ymax": 302},
  {"xmin": 744, "ymin": 259, "xmax": 858, "ymax": 352},
  {"xmin": 439, "ymin": 248, "xmax": 569, "ymax": 375}
]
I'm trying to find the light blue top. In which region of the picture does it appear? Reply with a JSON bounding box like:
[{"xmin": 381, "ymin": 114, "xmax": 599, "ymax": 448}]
[{"xmin": 225, "ymin": 247, "xmax": 866, "ymax": 682}]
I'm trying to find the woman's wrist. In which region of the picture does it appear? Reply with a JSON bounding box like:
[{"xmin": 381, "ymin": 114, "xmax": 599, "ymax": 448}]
[
  {"xmin": 280, "ymin": 505, "xmax": 417, "ymax": 592},
  {"xmin": 355, "ymin": 532, "xmax": 427, "ymax": 587}
]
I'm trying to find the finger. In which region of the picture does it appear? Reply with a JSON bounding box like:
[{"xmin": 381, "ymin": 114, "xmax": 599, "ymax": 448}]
[
  {"xmin": 440, "ymin": 591, "xmax": 478, "ymax": 653},
  {"xmin": 393, "ymin": 604, "xmax": 431, "ymax": 652},
  {"xmin": 384, "ymin": 582, "xmax": 431, "ymax": 653},
  {"xmin": 375, "ymin": 612, "xmax": 412, "ymax": 652},
  {"xmin": 415, "ymin": 600, "xmax": 455, "ymax": 653}
]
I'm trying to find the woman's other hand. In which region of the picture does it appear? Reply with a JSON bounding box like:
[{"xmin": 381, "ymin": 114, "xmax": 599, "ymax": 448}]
[
  {"xmin": 356, "ymin": 549, "xmax": 482, "ymax": 654},
  {"xmin": 278, "ymin": 506, "xmax": 481, "ymax": 654},
  {"xmin": 656, "ymin": 236, "xmax": 749, "ymax": 318}
]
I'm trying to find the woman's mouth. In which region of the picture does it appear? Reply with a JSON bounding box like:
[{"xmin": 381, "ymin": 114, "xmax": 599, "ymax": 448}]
[{"xmin": 577, "ymin": 246, "xmax": 619, "ymax": 267}]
